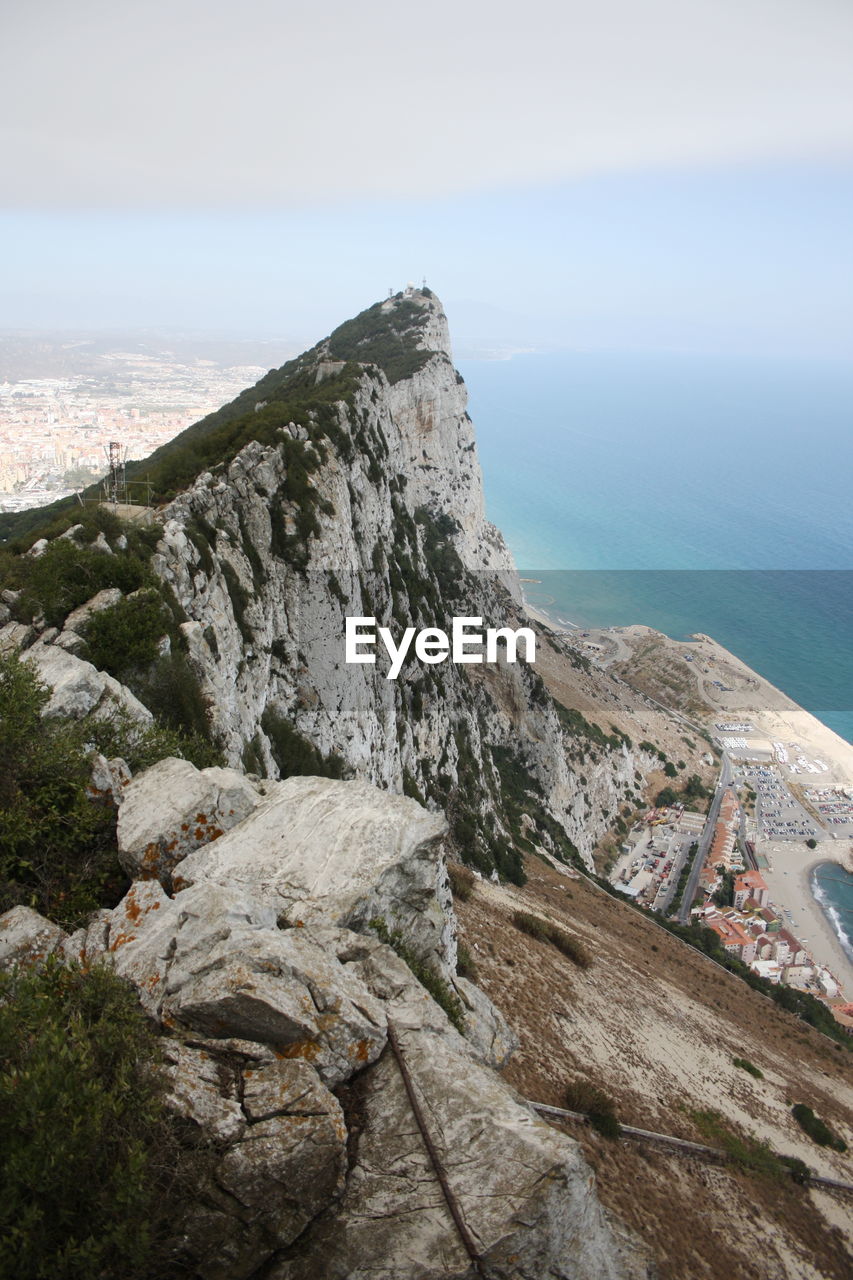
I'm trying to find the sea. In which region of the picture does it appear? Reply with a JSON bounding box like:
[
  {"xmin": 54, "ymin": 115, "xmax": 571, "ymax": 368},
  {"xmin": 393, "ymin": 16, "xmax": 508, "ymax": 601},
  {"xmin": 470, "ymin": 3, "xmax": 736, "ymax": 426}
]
[{"xmin": 460, "ymin": 348, "xmax": 853, "ymax": 965}]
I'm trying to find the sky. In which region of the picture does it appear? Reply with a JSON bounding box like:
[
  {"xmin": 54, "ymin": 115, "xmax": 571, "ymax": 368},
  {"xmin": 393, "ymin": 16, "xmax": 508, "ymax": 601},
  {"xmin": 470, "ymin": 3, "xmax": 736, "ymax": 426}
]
[{"xmin": 2, "ymin": 0, "xmax": 852, "ymax": 357}]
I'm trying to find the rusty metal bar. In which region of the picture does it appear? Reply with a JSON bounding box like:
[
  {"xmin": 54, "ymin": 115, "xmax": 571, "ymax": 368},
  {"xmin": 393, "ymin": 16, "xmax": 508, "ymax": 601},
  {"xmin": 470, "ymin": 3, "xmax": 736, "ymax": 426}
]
[
  {"xmin": 531, "ymin": 1100, "xmax": 853, "ymax": 1194},
  {"xmin": 386, "ymin": 1020, "xmax": 489, "ymax": 1278}
]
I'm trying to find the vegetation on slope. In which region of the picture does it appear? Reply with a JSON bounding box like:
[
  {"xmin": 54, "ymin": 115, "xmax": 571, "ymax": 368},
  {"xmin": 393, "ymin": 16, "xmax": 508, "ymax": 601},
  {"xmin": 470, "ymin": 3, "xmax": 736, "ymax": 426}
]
[
  {"xmin": 0, "ymin": 960, "xmax": 187, "ymax": 1280},
  {"xmin": 0, "ymin": 507, "xmax": 220, "ymax": 761},
  {"xmin": 327, "ymin": 294, "xmax": 437, "ymax": 384},
  {"xmin": 0, "ymin": 651, "xmax": 216, "ymax": 929},
  {"xmin": 791, "ymin": 1103, "xmax": 847, "ymax": 1151},
  {"xmin": 0, "ymin": 292, "xmax": 439, "ymax": 546}
]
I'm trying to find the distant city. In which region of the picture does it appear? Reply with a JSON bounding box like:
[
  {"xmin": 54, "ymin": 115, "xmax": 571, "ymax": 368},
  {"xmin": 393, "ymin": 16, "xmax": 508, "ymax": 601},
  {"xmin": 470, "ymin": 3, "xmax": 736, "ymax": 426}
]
[{"xmin": 0, "ymin": 331, "xmax": 297, "ymax": 512}]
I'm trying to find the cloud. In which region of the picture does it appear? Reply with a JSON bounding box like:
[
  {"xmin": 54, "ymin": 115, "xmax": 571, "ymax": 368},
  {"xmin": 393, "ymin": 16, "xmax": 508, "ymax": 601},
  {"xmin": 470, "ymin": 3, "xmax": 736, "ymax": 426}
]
[{"xmin": 2, "ymin": 0, "xmax": 852, "ymax": 206}]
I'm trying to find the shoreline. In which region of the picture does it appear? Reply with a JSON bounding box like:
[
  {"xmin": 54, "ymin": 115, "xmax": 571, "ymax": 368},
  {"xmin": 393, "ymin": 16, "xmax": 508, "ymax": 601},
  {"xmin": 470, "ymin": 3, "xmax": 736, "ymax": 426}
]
[
  {"xmin": 759, "ymin": 847, "xmax": 853, "ymax": 993},
  {"xmin": 523, "ymin": 591, "xmax": 853, "ymax": 995}
]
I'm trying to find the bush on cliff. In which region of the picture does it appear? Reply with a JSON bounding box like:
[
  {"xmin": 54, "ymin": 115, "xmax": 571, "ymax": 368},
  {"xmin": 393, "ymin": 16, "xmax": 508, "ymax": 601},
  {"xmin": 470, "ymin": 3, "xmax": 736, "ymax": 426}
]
[
  {"xmin": 0, "ymin": 652, "xmax": 122, "ymax": 930},
  {"xmin": 0, "ymin": 960, "xmax": 182, "ymax": 1280},
  {"xmin": 0, "ymin": 652, "xmax": 217, "ymax": 928}
]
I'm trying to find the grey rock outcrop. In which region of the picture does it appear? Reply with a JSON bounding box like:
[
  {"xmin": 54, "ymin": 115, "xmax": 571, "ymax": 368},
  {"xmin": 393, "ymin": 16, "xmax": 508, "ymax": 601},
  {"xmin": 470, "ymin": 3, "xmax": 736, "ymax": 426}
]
[
  {"xmin": 105, "ymin": 879, "xmax": 388, "ymax": 1086},
  {"xmin": 145, "ymin": 290, "xmax": 645, "ymax": 870},
  {"xmin": 454, "ymin": 973, "xmax": 519, "ymax": 1069},
  {"xmin": 161, "ymin": 1040, "xmax": 247, "ymax": 1144},
  {"xmin": 0, "ymin": 765, "xmax": 647, "ymax": 1280},
  {"xmin": 62, "ymin": 587, "xmax": 123, "ymax": 635},
  {"xmin": 172, "ymin": 775, "xmax": 455, "ymax": 973},
  {"xmin": 23, "ymin": 644, "xmax": 152, "ymax": 725},
  {"xmin": 88, "ymin": 753, "xmax": 132, "ymax": 806},
  {"xmin": 0, "ymin": 620, "xmax": 35, "ymax": 654},
  {"xmin": 116, "ymin": 756, "xmax": 260, "ymax": 882},
  {"xmin": 0, "ymin": 906, "xmax": 67, "ymax": 970},
  {"xmin": 175, "ymin": 1057, "xmax": 349, "ymax": 1280},
  {"xmin": 61, "ymin": 908, "xmax": 112, "ymax": 967},
  {"xmin": 269, "ymin": 1022, "xmax": 644, "ymax": 1280}
]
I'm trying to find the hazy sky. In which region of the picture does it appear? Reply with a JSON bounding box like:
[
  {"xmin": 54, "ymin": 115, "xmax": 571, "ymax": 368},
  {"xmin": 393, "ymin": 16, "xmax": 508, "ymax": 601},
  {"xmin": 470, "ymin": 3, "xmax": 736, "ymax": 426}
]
[{"xmin": 2, "ymin": 0, "xmax": 852, "ymax": 356}]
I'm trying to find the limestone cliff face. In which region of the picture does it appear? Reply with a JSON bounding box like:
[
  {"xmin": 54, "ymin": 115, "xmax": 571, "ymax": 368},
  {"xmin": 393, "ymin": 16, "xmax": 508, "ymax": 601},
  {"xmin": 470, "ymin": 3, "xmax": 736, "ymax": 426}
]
[{"xmin": 149, "ymin": 290, "xmax": 643, "ymax": 871}]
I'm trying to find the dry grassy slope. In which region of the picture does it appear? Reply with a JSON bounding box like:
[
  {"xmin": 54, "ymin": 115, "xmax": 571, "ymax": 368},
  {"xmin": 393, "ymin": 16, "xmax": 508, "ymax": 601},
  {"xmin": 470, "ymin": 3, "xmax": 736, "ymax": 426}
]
[
  {"xmin": 454, "ymin": 864, "xmax": 852, "ymax": 1280},
  {"xmin": 532, "ymin": 627, "xmax": 715, "ymax": 782}
]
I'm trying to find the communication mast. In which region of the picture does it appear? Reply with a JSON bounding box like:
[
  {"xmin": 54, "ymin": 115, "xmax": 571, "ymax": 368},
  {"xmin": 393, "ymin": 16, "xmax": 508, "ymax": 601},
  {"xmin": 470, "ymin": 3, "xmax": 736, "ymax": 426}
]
[{"xmin": 103, "ymin": 441, "xmax": 127, "ymax": 507}]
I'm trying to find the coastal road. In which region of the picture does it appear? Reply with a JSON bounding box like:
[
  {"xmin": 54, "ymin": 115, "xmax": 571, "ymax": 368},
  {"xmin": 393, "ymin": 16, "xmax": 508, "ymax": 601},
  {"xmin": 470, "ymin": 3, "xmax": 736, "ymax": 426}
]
[{"xmin": 677, "ymin": 753, "xmax": 733, "ymax": 924}]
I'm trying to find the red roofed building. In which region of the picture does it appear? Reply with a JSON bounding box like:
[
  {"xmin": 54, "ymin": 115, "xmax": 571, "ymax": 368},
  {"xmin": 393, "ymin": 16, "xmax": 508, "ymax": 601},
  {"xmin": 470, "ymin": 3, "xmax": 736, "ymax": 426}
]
[
  {"xmin": 734, "ymin": 870, "xmax": 769, "ymax": 910},
  {"xmin": 704, "ymin": 912, "xmax": 757, "ymax": 965}
]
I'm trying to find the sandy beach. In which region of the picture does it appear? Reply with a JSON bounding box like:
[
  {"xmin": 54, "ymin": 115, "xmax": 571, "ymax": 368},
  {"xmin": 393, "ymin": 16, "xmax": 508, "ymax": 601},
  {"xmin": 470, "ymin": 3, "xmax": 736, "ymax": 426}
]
[
  {"xmin": 759, "ymin": 844, "xmax": 853, "ymax": 991},
  {"xmin": 523, "ymin": 601, "xmax": 853, "ymax": 997}
]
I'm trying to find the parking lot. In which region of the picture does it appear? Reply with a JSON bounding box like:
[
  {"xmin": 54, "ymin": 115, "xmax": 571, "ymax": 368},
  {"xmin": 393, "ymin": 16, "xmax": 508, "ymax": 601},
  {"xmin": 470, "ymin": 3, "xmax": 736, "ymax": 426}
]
[
  {"xmin": 743, "ymin": 764, "xmax": 820, "ymax": 842},
  {"xmin": 610, "ymin": 818, "xmax": 696, "ymax": 913},
  {"xmin": 803, "ymin": 785, "xmax": 853, "ymax": 837}
]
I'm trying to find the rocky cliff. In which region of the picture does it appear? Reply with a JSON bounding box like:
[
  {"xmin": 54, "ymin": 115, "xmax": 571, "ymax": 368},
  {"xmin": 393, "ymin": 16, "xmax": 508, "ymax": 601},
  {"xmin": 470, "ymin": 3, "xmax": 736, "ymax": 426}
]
[
  {"xmin": 0, "ymin": 767, "xmax": 650, "ymax": 1280},
  {"xmin": 144, "ymin": 288, "xmax": 648, "ymax": 877},
  {"xmin": 3, "ymin": 292, "xmax": 848, "ymax": 1280}
]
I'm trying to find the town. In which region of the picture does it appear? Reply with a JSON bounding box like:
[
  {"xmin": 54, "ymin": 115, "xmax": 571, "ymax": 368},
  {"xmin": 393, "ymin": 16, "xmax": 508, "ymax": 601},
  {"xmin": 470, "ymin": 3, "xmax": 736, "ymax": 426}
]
[
  {"xmin": 0, "ymin": 333, "xmax": 287, "ymax": 512},
  {"xmin": 609, "ymin": 747, "xmax": 853, "ymax": 1033}
]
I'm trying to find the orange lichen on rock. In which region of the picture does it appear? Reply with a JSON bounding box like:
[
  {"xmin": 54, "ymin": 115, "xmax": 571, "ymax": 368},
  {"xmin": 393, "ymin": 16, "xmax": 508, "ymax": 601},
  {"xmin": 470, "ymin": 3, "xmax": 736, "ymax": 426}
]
[
  {"xmin": 351, "ymin": 1038, "xmax": 371, "ymax": 1063},
  {"xmin": 278, "ymin": 1040, "xmax": 322, "ymax": 1062},
  {"xmin": 123, "ymin": 888, "xmax": 142, "ymax": 923}
]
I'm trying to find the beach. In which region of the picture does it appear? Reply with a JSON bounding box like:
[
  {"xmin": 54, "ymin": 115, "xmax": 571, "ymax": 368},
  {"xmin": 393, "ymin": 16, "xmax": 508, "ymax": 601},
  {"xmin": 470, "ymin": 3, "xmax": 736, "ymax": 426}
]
[
  {"xmin": 526, "ymin": 602, "xmax": 853, "ymax": 994},
  {"xmin": 759, "ymin": 845, "xmax": 853, "ymax": 991}
]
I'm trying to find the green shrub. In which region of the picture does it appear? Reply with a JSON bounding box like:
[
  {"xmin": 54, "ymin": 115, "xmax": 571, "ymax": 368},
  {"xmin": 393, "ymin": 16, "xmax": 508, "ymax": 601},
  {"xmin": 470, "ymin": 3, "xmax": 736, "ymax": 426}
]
[
  {"xmin": 11, "ymin": 537, "xmax": 150, "ymax": 628},
  {"xmin": 402, "ymin": 768, "xmax": 426, "ymax": 806},
  {"xmin": 126, "ymin": 652, "xmax": 214, "ymax": 745},
  {"xmin": 779, "ymin": 1155, "xmax": 812, "ymax": 1185},
  {"xmin": 84, "ymin": 591, "xmax": 167, "ymax": 673},
  {"xmin": 0, "ymin": 653, "xmax": 124, "ymax": 929},
  {"xmin": 0, "ymin": 960, "xmax": 184, "ymax": 1279},
  {"xmin": 261, "ymin": 707, "xmax": 344, "ymax": 780},
  {"xmin": 326, "ymin": 296, "xmax": 434, "ymax": 384},
  {"xmin": 87, "ymin": 703, "xmax": 223, "ymax": 774},
  {"xmin": 456, "ymin": 941, "xmax": 478, "ymax": 979},
  {"xmin": 564, "ymin": 1078, "xmax": 620, "ymax": 1138},
  {"xmin": 733, "ymin": 1056, "xmax": 764, "ymax": 1080},
  {"xmin": 791, "ymin": 1103, "xmax": 846, "ymax": 1151},
  {"xmin": 512, "ymin": 911, "xmax": 592, "ymax": 969},
  {"xmin": 221, "ymin": 561, "xmax": 252, "ymax": 642},
  {"xmin": 691, "ymin": 1108, "xmax": 788, "ymax": 1177}
]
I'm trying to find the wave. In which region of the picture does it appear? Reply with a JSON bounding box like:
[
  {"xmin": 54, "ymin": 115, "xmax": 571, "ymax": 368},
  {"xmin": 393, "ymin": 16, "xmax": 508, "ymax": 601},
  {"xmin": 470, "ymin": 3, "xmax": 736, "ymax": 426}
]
[{"xmin": 810, "ymin": 866, "xmax": 853, "ymax": 963}]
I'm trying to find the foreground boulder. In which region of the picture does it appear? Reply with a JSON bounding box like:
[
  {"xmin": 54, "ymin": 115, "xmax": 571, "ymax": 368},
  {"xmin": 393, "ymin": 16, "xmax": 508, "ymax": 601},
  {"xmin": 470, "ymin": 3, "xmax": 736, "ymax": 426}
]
[
  {"xmin": 105, "ymin": 879, "xmax": 388, "ymax": 1086},
  {"xmin": 116, "ymin": 757, "xmax": 261, "ymax": 882},
  {"xmin": 0, "ymin": 906, "xmax": 67, "ymax": 970},
  {"xmin": 268, "ymin": 936, "xmax": 647, "ymax": 1280},
  {"xmin": 23, "ymin": 644, "xmax": 152, "ymax": 725},
  {"xmin": 172, "ymin": 775, "xmax": 455, "ymax": 974},
  {"xmin": 0, "ymin": 771, "xmax": 648, "ymax": 1279}
]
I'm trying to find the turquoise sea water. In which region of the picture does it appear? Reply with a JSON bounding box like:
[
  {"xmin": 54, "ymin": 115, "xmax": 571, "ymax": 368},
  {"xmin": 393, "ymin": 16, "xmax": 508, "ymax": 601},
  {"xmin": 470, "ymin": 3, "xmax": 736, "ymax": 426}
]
[
  {"xmin": 460, "ymin": 350, "xmax": 853, "ymax": 743},
  {"xmin": 811, "ymin": 864, "xmax": 853, "ymax": 965},
  {"xmin": 462, "ymin": 348, "xmax": 853, "ymax": 965}
]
